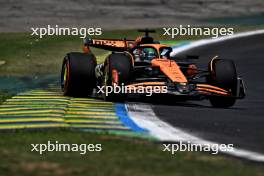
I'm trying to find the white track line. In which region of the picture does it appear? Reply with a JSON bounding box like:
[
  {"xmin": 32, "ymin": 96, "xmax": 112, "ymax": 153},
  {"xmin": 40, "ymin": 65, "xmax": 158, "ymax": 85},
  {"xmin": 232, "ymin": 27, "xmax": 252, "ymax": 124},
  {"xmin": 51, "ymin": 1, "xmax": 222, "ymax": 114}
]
[
  {"xmin": 171, "ymin": 29, "xmax": 264, "ymax": 56},
  {"xmin": 126, "ymin": 103, "xmax": 264, "ymax": 162},
  {"xmin": 126, "ymin": 29, "xmax": 264, "ymax": 162}
]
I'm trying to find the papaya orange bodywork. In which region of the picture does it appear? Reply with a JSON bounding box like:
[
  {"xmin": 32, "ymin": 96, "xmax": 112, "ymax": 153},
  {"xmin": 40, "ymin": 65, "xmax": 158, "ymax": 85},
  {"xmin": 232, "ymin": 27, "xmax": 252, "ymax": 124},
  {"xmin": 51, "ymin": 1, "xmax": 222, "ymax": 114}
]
[
  {"xmin": 111, "ymin": 69, "xmax": 119, "ymax": 85},
  {"xmin": 151, "ymin": 59, "xmax": 187, "ymax": 83},
  {"xmin": 196, "ymin": 84, "xmax": 228, "ymax": 93},
  {"xmin": 79, "ymin": 32, "xmax": 245, "ymax": 101},
  {"xmin": 196, "ymin": 87, "xmax": 228, "ymax": 95},
  {"xmin": 126, "ymin": 82, "xmax": 166, "ymax": 87}
]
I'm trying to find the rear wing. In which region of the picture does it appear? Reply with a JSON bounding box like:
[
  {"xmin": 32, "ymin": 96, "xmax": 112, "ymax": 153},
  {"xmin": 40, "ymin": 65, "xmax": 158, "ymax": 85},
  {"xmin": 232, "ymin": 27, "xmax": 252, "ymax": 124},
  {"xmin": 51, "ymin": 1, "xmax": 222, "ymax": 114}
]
[{"xmin": 84, "ymin": 38, "xmax": 135, "ymax": 51}]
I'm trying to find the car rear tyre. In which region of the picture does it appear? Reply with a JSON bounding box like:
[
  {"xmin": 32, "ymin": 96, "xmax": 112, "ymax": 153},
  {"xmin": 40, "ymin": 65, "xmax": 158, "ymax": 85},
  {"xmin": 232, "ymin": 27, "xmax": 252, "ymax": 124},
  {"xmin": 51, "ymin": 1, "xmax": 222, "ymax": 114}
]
[
  {"xmin": 208, "ymin": 59, "xmax": 237, "ymax": 108},
  {"xmin": 61, "ymin": 52, "xmax": 97, "ymax": 96},
  {"xmin": 102, "ymin": 53, "xmax": 132, "ymax": 101}
]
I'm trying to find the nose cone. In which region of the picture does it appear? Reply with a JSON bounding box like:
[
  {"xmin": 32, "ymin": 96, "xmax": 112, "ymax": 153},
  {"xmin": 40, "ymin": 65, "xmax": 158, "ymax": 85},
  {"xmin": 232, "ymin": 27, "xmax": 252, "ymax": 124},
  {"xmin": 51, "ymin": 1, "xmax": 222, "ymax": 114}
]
[{"xmin": 151, "ymin": 59, "xmax": 187, "ymax": 83}]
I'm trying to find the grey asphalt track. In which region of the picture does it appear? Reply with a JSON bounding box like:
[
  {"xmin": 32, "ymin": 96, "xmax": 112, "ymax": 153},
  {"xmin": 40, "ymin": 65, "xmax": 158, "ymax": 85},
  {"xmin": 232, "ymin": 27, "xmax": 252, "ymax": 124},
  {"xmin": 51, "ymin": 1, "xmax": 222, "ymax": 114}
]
[{"xmin": 152, "ymin": 33, "xmax": 264, "ymax": 154}]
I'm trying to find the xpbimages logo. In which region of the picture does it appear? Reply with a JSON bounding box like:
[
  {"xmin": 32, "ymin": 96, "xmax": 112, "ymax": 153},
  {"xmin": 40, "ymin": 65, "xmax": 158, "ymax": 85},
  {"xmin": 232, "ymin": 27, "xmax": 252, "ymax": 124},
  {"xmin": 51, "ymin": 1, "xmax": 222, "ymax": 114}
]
[
  {"xmin": 97, "ymin": 83, "xmax": 168, "ymax": 97},
  {"xmin": 163, "ymin": 25, "xmax": 234, "ymax": 39},
  {"xmin": 31, "ymin": 141, "xmax": 102, "ymax": 155},
  {"xmin": 31, "ymin": 25, "xmax": 102, "ymax": 38},
  {"xmin": 163, "ymin": 141, "xmax": 234, "ymax": 155}
]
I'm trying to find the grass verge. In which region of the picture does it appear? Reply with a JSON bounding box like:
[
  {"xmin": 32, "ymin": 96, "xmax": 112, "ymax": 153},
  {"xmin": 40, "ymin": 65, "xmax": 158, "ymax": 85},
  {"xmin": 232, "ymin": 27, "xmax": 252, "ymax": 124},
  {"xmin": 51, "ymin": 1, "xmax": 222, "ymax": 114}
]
[
  {"xmin": 0, "ymin": 90, "xmax": 12, "ymax": 104},
  {"xmin": 0, "ymin": 130, "xmax": 263, "ymax": 176}
]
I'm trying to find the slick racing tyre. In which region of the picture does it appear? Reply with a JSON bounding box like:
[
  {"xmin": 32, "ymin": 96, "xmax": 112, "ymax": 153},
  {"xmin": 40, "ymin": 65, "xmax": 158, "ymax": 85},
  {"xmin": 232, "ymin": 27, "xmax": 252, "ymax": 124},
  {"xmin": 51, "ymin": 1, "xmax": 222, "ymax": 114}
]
[
  {"xmin": 102, "ymin": 53, "xmax": 132, "ymax": 101},
  {"xmin": 61, "ymin": 52, "xmax": 97, "ymax": 96},
  {"xmin": 208, "ymin": 59, "xmax": 237, "ymax": 108}
]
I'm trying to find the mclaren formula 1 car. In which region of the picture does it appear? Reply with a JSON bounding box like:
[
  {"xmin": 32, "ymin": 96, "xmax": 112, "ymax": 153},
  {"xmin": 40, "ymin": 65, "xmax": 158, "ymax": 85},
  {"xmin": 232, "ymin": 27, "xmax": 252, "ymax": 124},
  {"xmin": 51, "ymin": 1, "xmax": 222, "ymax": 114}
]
[{"xmin": 61, "ymin": 29, "xmax": 245, "ymax": 107}]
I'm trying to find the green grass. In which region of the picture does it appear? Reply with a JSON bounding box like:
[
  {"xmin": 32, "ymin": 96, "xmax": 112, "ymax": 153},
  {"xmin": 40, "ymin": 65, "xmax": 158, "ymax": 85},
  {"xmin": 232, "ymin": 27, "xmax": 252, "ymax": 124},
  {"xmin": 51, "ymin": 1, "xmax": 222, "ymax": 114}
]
[
  {"xmin": 0, "ymin": 33, "xmax": 82, "ymax": 76},
  {"xmin": 0, "ymin": 26, "xmax": 263, "ymax": 76},
  {"xmin": 0, "ymin": 90, "xmax": 12, "ymax": 104},
  {"xmin": 0, "ymin": 130, "xmax": 263, "ymax": 176},
  {"xmin": 0, "ymin": 31, "xmax": 183, "ymax": 76}
]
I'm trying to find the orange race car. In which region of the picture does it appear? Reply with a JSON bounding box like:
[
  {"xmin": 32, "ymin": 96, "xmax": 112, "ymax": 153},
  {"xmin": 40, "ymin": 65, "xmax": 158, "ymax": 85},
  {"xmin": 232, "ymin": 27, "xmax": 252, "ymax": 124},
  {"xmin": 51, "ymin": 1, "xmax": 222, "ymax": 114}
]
[{"xmin": 61, "ymin": 29, "xmax": 245, "ymax": 107}]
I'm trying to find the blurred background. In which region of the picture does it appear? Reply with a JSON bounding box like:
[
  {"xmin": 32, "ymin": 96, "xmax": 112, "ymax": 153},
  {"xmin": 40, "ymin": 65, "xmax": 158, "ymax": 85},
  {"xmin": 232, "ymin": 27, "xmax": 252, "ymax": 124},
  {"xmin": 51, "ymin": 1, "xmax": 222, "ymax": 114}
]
[{"xmin": 0, "ymin": 0, "xmax": 264, "ymax": 31}]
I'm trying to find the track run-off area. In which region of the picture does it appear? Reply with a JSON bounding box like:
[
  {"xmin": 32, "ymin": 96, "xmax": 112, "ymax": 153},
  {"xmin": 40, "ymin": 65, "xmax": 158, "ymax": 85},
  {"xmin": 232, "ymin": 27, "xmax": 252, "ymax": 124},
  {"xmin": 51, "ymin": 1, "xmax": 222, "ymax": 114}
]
[
  {"xmin": 0, "ymin": 30, "xmax": 264, "ymax": 162},
  {"xmin": 0, "ymin": 85, "xmax": 148, "ymax": 138}
]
